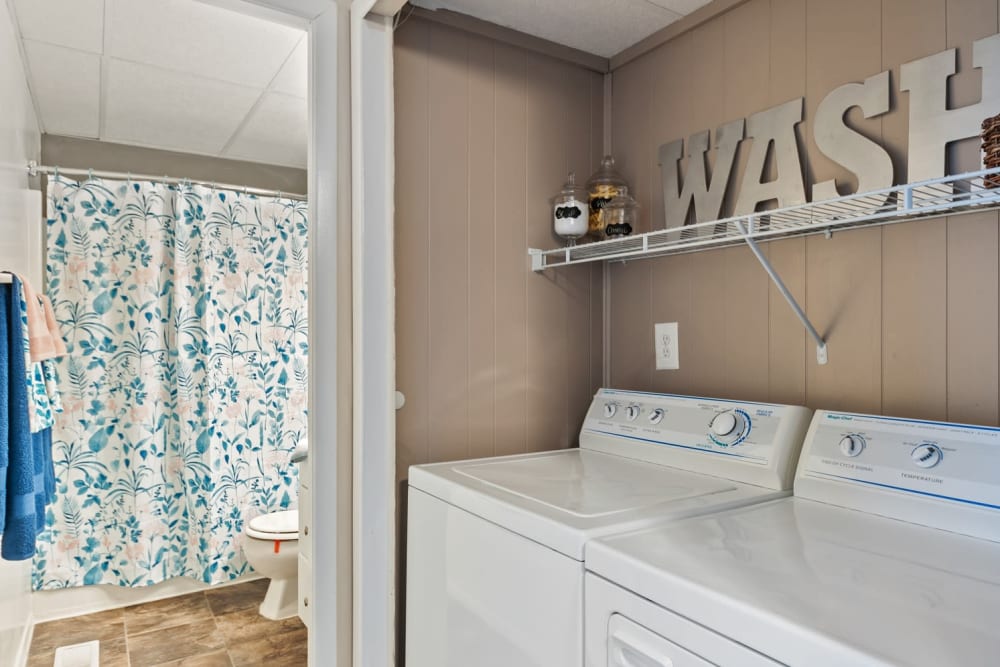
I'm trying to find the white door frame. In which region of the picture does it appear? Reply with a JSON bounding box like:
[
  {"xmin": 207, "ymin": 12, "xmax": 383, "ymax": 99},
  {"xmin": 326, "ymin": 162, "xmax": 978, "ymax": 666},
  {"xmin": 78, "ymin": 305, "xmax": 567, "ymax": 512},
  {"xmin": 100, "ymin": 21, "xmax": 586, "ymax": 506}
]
[
  {"xmin": 350, "ymin": 1, "xmax": 401, "ymax": 664},
  {"xmin": 202, "ymin": 0, "xmax": 402, "ymax": 663}
]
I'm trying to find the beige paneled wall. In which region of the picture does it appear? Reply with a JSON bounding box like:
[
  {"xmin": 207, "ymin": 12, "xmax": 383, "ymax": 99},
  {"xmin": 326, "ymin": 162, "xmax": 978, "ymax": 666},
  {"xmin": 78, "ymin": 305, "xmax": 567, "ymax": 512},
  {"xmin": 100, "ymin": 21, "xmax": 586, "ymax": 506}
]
[
  {"xmin": 609, "ymin": 0, "xmax": 1000, "ymax": 425},
  {"xmin": 394, "ymin": 17, "xmax": 604, "ymax": 480}
]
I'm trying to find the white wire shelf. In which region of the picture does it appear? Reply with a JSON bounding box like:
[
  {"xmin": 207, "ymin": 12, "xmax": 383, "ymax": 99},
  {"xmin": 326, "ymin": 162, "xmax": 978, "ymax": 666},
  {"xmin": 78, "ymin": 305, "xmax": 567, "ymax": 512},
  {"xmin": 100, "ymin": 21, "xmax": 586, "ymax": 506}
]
[
  {"xmin": 529, "ymin": 166, "xmax": 1000, "ymax": 272},
  {"xmin": 530, "ymin": 166, "xmax": 1000, "ymax": 366}
]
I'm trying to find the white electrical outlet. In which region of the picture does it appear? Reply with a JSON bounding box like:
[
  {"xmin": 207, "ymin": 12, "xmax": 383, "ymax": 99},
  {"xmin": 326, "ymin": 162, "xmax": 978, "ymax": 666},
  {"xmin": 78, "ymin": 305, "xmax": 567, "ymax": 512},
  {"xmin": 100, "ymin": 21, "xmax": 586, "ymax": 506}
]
[{"xmin": 655, "ymin": 322, "xmax": 679, "ymax": 370}]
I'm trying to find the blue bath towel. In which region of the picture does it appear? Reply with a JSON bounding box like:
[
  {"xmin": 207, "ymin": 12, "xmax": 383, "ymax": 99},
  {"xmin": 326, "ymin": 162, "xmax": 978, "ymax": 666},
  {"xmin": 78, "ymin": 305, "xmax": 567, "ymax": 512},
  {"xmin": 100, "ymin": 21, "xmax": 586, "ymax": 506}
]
[{"xmin": 1, "ymin": 278, "xmax": 52, "ymax": 560}]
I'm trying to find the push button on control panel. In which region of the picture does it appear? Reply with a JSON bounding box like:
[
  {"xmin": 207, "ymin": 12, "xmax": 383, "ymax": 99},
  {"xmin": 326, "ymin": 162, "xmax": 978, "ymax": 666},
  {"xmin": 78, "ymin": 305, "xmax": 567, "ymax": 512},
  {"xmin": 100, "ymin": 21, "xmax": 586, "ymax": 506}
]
[{"xmin": 911, "ymin": 443, "xmax": 943, "ymax": 469}]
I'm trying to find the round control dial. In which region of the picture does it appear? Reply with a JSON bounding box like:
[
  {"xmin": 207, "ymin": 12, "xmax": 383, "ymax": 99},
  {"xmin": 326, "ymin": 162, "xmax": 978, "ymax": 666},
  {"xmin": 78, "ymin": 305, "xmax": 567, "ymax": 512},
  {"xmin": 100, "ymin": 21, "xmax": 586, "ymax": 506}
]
[
  {"xmin": 839, "ymin": 435, "xmax": 865, "ymax": 458},
  {"xmin": 648, "ymin": 408, "xmax": 665, "ymax": 425},
  {"xmin": 709, "ymin": 410, "xmax": 749, "ymax": 446},
  {"xmin": 625, "ymin": 405, "xmax": 640, "ymax": 421},
  {"xmin": 603, "ymin": 402, "xmax": 618, "ymax": 419},
  {"xmin": 911, "ymin": 443, "xmax": 943, "ymax": 469}
]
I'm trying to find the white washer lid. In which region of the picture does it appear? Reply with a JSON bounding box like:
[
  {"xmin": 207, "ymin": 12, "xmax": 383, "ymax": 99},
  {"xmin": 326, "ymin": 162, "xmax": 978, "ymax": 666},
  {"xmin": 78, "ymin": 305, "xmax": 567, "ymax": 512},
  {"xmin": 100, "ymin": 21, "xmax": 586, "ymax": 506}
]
[
  {"xmin": 247, "ymin": 510, "xmax": 299, "ymax": 539},
  {"xmin": 408, "ymin": 449, "xmax": 784, "ymax": 560},
  {"xmin": 586, "ymin": 497, "xmax": 1000, "ymax": 666}
]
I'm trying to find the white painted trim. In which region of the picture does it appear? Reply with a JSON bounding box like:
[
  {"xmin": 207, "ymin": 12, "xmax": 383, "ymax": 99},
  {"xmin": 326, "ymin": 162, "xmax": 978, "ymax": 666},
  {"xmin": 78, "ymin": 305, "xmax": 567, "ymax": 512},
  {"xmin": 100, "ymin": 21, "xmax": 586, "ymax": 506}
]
[
  {"xmin": 14, "ymin": 612, "xmax": 33, "ymax": 667},
  {"xmin": 307, "ymin": 3, "xmax": 353, "ymax": 666},
  {"xmin": 350, "ymin": 4, "xmax": 397, "ymax": 665}
]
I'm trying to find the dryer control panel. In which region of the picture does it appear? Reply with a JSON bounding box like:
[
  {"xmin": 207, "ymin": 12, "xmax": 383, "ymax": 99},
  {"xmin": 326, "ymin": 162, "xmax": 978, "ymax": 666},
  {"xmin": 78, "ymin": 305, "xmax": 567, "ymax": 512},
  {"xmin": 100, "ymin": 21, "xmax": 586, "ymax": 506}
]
[
  {"xmin": 796, "ymin": 411, "xmax": 1000, "ymax": 542},
  {"xmin": 580, "ymin": 389, "xmax": 813, "ymax": 491}
]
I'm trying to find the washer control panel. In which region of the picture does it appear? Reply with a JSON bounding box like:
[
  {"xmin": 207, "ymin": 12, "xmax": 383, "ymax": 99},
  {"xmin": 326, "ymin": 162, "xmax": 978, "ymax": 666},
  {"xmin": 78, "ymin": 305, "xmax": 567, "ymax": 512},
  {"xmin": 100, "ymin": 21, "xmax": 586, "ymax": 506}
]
[
  {"xmin": 580, "ymin": 389, "xmax": 814, "ymax": 490},
  {"xmin": 797, "ymin": 411, "xmax": 1000, "ymax": 540}
]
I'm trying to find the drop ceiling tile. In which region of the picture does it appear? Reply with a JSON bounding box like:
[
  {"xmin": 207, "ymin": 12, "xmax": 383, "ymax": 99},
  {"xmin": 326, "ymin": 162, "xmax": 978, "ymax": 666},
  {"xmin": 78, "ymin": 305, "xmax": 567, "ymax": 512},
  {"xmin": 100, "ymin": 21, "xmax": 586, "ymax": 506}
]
[
  {"xmin": 224, "ymin": 93, "xmax": 306, "ymax": 168},
  {"xmin": 271, "ymin": 38, "xmax": 307, "ymax": 98},
  {"xmin": 645, "ymin": 0, "xmax": 715, "ymax": 16},
  {"xmin": 12, "ymin": 0, "xmax": 104, "ymax": 54},
  {"xmin": 103, "ymin": 58, "xmax": 261, "ymax": 155},
  {"xmin": 22, "ymin": 40, "xmax": 101, "ymax": 138},
  {"xmin": 411, "ymin": 0, "xmax": 681, "ymax": 58},
  {"xmin": 106, "ymin": 0, "xmax": 303, "ymax": 88}
]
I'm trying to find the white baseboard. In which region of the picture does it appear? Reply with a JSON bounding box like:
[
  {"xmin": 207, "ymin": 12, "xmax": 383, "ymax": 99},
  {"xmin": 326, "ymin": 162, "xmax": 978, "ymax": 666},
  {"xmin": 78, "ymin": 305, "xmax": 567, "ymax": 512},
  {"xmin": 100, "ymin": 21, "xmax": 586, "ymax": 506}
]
[
  {"xmin": 33, "ymin": 574, "xmax": 264, "ymax": 624},
  {"xmin": 14, "ymin": 612, "xmax": 33, "ymax": 667}
]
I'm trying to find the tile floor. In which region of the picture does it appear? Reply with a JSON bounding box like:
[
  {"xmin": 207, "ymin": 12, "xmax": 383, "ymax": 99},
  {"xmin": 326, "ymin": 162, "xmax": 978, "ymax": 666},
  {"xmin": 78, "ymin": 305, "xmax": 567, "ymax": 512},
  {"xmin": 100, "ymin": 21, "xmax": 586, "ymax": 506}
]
[{"xmin": 27, "ymin": 579, "xmax": 307, "ymax": 667}]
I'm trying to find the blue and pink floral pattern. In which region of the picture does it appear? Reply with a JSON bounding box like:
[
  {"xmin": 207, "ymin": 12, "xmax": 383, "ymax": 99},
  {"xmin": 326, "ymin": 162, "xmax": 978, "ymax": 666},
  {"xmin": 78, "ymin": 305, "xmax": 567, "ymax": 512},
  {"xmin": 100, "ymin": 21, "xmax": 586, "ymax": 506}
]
[{"xmin": 34, "ymin": 176, "xmax": 308, "ymax": 589}]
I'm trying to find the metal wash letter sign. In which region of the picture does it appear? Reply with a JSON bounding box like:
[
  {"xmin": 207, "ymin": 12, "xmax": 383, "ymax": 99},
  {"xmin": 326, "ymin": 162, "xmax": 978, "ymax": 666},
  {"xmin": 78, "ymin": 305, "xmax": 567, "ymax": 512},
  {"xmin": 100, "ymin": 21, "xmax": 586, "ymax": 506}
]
[{"xmin": 659, "ymin": 32, "xmax": 1000, "ymax": 230}]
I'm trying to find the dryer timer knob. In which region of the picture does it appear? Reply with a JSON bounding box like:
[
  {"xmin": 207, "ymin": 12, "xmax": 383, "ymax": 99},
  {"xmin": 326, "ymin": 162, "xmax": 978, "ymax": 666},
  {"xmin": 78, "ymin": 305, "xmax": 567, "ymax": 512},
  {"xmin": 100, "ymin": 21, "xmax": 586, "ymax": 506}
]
[
  {"xmin": 839, "ymin": 435, "xmax": 865, "ymax": 457},
  {"xmin": 711, "ymin": 410, "xmax": 743, "ymax": 437}
]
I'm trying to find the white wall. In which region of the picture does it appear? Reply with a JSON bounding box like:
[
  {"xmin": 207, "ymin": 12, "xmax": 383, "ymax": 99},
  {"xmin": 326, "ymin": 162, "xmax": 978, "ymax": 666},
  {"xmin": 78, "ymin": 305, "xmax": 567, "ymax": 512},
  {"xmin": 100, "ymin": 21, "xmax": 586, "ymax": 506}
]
[{"xmin": 0, "ymin": 0, "xmax": 42, "ymax": 663}]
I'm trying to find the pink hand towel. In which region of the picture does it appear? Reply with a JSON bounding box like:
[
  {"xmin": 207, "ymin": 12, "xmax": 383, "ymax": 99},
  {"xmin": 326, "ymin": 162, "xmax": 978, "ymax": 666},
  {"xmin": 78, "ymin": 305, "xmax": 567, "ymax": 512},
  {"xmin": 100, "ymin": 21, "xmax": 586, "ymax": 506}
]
[{"xmin": 39, "ymin": 295, "xmax": 67, "ymax": 359}]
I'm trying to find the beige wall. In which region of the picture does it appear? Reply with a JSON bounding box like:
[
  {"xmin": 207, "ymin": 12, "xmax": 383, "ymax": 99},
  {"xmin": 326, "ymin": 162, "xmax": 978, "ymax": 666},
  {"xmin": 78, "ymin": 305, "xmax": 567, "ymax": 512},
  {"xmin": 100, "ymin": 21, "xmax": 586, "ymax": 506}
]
[
  {"xmin": 609, "ymin": 0, "xmax": 1000, "ymax": 425},
  {"xmin": 41, "ymin": 135, "xmax": 307, "ymax": 194},
  {"xmin": 393, "ymin": 16, "xmax": 605, "ymax": 480}
]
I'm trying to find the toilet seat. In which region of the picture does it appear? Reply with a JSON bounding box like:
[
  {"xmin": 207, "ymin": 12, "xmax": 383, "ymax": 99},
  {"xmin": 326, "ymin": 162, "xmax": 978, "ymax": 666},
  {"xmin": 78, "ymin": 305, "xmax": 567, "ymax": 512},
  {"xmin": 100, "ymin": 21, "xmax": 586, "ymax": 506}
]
[{"xmin": 246, "ymin": 509, "xmax": 299, "ymax": 541}]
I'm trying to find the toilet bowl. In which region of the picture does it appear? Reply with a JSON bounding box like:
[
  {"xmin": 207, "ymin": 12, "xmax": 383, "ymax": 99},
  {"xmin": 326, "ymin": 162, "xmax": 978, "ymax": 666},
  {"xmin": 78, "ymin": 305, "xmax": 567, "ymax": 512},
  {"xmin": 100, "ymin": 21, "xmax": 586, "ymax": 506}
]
[{"xmin": 243, "ymin": 509, "xmax": 299, "ymax": 619}]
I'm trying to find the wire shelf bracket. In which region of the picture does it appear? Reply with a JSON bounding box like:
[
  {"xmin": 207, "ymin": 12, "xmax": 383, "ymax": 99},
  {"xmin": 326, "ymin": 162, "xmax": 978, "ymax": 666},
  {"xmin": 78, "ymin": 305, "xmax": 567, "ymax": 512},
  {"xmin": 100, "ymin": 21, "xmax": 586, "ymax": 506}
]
[{"xmin": 529, "ymin": 166, "xmax": 1000, "ymax": 366}]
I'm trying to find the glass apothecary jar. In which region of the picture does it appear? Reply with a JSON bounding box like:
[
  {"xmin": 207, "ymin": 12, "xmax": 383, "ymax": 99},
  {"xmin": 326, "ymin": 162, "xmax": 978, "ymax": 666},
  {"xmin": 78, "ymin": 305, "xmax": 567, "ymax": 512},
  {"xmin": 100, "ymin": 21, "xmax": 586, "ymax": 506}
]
[
  {"xmin": 551, "ymin": 172, "xmax": 588, "ymax": 246},
  {"xmin": 586, "ymin": 155, "xmax": 628, "ymax": 239},
  {"xmin": 602, "ymin": 188, "xmax": 638, "ymax": 238}
]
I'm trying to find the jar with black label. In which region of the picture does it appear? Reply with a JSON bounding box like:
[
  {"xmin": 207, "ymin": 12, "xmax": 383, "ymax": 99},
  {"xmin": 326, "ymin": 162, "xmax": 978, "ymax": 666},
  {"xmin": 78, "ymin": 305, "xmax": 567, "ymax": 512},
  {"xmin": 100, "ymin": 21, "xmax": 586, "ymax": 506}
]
[
  {"xmin": 551, "ymin": 171, "xmax": 588, "ymax": 246},
  {"xmin": 586, "ymin": 155, "xmax": 627, "ymax": 239},
  {"xmin": 603, "ymin": 188, "xmax": 638, "ymax": 238}
]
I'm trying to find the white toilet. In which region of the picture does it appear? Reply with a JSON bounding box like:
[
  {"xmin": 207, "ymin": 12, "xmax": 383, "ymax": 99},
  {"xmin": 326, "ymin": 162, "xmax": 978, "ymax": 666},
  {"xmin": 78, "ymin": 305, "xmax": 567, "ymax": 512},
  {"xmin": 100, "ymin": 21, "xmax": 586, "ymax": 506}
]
[{"xmin": 243, "ymin": 509, "xmax": 299, "ymax": 619}]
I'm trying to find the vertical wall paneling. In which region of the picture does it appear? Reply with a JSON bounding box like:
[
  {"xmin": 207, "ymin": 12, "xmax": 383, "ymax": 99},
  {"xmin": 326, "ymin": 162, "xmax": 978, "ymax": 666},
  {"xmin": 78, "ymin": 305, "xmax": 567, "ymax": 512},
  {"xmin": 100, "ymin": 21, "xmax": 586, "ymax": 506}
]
[
  {"xmin": 947, "ymin": 212, "xmax": 1000, "ymax": 424},
  {"xmin": 525, "ymin": 53, "xmax": 569, "ymax": 451},
  {"xmin": 605, "ymin": 0, "xmax": 1000, "ymax": 425},
  {"xmin": 492, "ymin": 42, "xmax": 529, "ymax": 457},
  {"xmin": 768, "ymin": 0, "xmax": 806, "ymax": 106},
  {"xmin": 805, "ymin": 0, "xmax": 883, "ymax": 197},
  {"xmin": 425, "ymin": 24, "xmax": 471, "ymax": 464},
  {"xmin": 946, "ymin": 0, "xmax": 999, "ymax": 173},
  {"xmin": 882, "ymin": 0, "xmax": 947, "ymax": 185},
  {"xmin": 394, "ymin": 21, "xmax": 430, "ymax": 478},
  {"xmin": 609, "ymin": 260, "xmax": 654, "ymax": 390},
  {"xmin": 647, "ymin": 34, "xmax": 691, "ymax": 232},
  {"xmin": 723, "ymin": 246, "xmax": 770, "ymax": 402},
  {"xmin": 395, "ymin": 16, "xmax": 601, "ymax": 467},
  {"xmin": 804, "ymin": 228, "xmax": 883, "ymax": 413},
  {"xmin": 467, "ymin": 37, "xmax": 497, "ymax": 457},
  {"xmin": 766, "ymin": 237, "xmax": 807, "ymax": 405},
  {"xmin": 649, "ymin": 254, "xmax": 691, "ymax": 394},
  {"xmin": 881, "ymin": 221, "xmax": 948, "ymax": 419}
]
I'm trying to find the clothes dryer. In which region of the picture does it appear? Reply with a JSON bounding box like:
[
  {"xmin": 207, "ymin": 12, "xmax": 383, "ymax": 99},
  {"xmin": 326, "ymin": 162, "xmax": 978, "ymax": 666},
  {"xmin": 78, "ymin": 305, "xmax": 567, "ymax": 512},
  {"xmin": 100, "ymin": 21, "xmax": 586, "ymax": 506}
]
[
  {"xmin": 405, "ymin": 389, "xmax": 813, "ymax": 667},
  {"xmin": 585, "ymin": 410, "xmax": 1000, "ymax": 666}
]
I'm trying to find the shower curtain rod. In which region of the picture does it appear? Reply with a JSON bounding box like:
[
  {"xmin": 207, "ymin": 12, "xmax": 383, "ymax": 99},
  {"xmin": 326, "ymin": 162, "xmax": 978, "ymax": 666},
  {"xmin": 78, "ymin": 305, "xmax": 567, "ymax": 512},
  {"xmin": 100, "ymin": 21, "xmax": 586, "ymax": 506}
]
[{"xmin": 26, "ymin": 161, "xmax": 307, "ymax": 201}]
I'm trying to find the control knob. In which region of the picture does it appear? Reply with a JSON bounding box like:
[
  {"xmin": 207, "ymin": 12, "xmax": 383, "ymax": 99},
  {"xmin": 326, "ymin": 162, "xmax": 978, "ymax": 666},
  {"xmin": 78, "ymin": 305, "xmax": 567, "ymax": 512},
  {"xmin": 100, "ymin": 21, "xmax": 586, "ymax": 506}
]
[
  {"xmin": 648, "ymin": 408, "xmax": 665, "ymax": 425},
  {"xmin": 911, "ymin": 443, "xmax": 943, "ymax": 469},
  {"xmin": 625, "ymin": 405, "xmax": 640, "ymax": 421},
  {"xmin": 603, "ymin": 403, "xmax": 617, "ymax": 419},
  {"xmin": 709, "ymin": 410, "xmax": 748, "ymax": 445},
  {"xmin": 839, "ymin": 435, "xmax": 865, "ymax": 458}
]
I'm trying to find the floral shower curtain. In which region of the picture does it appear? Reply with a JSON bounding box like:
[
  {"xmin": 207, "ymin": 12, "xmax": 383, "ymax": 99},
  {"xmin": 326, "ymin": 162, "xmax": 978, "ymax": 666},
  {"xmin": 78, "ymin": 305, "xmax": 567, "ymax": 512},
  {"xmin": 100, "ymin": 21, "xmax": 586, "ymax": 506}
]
[{"xmin": 34, "ymin": 175, "xmax": 308, "ymax": 589}]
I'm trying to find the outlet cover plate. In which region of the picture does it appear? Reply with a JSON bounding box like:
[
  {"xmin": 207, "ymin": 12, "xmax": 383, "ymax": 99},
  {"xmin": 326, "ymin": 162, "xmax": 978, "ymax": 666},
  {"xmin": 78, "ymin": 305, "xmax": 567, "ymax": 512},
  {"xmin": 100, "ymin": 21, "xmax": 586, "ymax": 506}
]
[{"xmin": 655, "ymin": 322, "xmax": 679, "ymax": 370}]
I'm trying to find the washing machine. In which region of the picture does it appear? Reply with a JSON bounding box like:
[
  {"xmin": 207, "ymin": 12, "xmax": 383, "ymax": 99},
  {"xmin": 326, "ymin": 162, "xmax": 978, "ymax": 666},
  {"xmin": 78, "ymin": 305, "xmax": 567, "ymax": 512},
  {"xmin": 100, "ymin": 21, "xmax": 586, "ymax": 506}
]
[
  {"xmin": 404, "ymin": 389, "xmax": 813, "ymax": 667},
  {"xmin": 585, "ymin": 410, "xmax": 1000, "ymax": 666}
]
